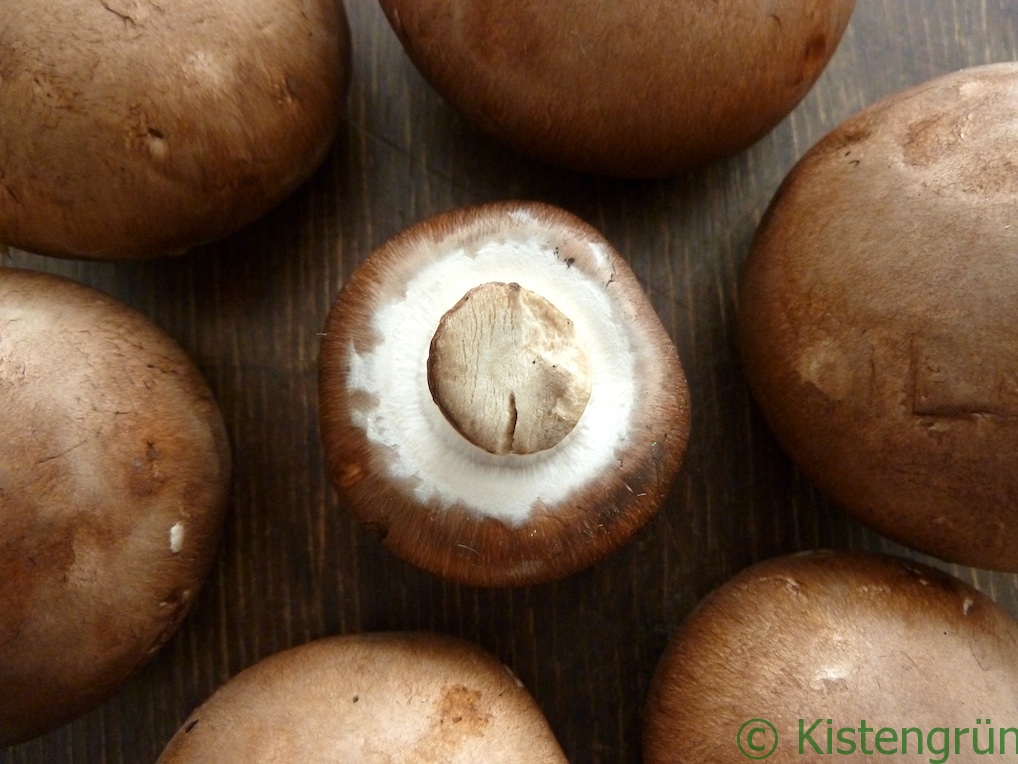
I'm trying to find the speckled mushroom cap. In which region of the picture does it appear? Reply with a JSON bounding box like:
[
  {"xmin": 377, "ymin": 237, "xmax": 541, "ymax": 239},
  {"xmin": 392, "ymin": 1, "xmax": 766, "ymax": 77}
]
[
  {"xmin": 378, "ymin": 0, "xmax": 855, "ymax": 177},
  {"xmin": 319, "ymin": 201, "xmax": 690, "ymax": 587},
  {"xmin": 0, "ymin": 269, "xmax": 231, "ymax": 746},
  {"xmin": 157, "ymin": 632, "xmax": 568, "ymax": 763},
  {"xmin": 739, "ymin": 63, "xmax": 1018, "ymax": 571},
  {"xmin": 0, "ymin": 0, "xmax": 349, "ymax": 259},
  {"xmin": 644, "ymin": 550, "xmax": 1018, "ymax": 763}
]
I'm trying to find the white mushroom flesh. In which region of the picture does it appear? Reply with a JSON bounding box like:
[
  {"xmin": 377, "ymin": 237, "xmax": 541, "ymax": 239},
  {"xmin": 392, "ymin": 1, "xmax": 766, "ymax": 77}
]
[
  {"xmin": 345, "ymin": 237, "xmax": 638, "ymax": 524},
  {"xmin": 170, "ymin": 522, "xmax": 185, "ymax": 554}
]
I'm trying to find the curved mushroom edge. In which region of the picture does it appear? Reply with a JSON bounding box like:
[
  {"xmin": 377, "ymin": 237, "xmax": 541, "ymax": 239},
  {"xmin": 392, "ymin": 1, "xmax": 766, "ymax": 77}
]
[
  {"xmin": 157, "ymin": 632, "xmax": 568, "ymax": 763},
  {"xmin": 0, "ymin": 268, "xmax": 232, "ymax": 746},
  {"xmin": 738, "ymin": 62, "xmax": 1018, "ymax": 572},
  {"xmin": 643, "ymin": 549, "xmax": 1018, "ymax": 763},
  {"xmin": 0, "ymin": 0, "xmax": 350, "ymax": 259},
  {"xmin": 377, "ymin": 0, "xmax": 856, "ymax": 178}
]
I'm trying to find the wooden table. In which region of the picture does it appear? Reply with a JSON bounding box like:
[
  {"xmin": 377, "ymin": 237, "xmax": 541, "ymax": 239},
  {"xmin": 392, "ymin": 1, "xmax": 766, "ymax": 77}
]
[{"xmin": 4, "ymin": 1, "xmax": 1018, "ymax": 762}]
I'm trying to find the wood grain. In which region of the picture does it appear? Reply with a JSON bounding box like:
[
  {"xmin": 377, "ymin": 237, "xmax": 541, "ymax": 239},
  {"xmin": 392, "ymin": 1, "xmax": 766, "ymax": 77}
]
[{"xmin": 3, "ymin": 1, "xmax": 1018, "ymax": 762}]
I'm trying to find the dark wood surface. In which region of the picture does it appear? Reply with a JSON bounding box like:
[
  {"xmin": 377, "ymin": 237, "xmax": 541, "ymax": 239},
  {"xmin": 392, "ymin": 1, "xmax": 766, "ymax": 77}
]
[{"xmin": 4, "ymin": 1, "xmax": 1018, "ymax": 762}]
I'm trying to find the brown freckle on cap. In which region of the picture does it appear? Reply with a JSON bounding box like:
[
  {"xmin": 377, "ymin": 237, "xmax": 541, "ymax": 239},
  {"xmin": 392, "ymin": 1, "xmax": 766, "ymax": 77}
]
[
  {"xmin": 128, "ymin": 439, "xmax": 166, "ymax": 498},
  {"xmin": 338, "ymin": 461, "xmax": 364, "ymax": 489},
  {"xmin": 801, "ymin": 33, "xmax": 829, "ymax": 79},
  {"xmin": 436, "ymin": 684, "xmax": 490, "ymax": 738}
]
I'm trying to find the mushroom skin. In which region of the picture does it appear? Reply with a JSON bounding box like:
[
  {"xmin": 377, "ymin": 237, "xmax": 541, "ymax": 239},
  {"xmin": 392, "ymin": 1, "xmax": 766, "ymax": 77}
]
[
  {"xmin": 319, "ymin": 201, "xmax": 690, "ymax": 587},
  {"xmin": 0, "ymin": 0, "xmax": 349, "ymax": 259},
  {"xmin": 0, "ymin": 269, "xmax": 231, "ymax": 746},
  {"xmin": 740, "ymin": 63, "xmax": 1018, "ymax": 571},
  {"xmin": 157, "ymin": 632, "xmax": 568, "ymax": 763},
  {"xmin": 644, "ymin": 550, "xmax": 1018, "ymax": 763},
  {"xmin": 378, "ymin": 0, "xmax": 856, "ymax": 177}
]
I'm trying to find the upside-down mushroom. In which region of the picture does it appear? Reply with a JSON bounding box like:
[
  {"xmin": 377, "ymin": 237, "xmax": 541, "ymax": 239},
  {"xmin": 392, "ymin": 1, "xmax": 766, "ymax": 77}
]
[{"xmin": 319, "ymin": 201, "xmax": 690, "ymax": 586}]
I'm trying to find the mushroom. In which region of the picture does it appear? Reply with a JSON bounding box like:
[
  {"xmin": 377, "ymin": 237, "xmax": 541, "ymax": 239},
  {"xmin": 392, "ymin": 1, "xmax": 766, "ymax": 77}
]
[
  {"xmin": 378, "ymin": 0, "xmax": 856, "ymax": 177},
  {"xmin": 0, "ymin": 268, "xmax": 231, "ymax": 746},
  {"xmin": 739, "ymin": 63, "xmax": 1018, "ymax": 571},
  {"xmin": 157, "ymin": 632, "xmax": 568, "ymax": 763},
  {"xmin": 0, "ymin": 0, "xmax": 349, "ymax": 259},
  {"xmin": 644, "ymin": 550, "xmax": 1018, "ymax": 763},
  {"xmin": 318, "ymin": 201, "xmax": 690, "ymax": 586}
]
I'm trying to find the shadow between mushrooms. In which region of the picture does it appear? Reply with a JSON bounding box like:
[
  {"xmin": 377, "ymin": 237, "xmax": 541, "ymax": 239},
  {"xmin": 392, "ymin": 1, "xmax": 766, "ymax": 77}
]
[{"xmin": 318, "ymin": 201, "xmax": 690, "ymax": 587}]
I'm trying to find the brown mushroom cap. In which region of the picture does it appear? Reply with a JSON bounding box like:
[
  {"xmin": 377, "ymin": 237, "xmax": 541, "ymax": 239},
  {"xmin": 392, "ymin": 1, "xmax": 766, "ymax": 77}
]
[
  {"xmin": 157, "ymin": 632, "xmax": 568, "ymax": 763},
  {"xmin": 739, "ymin": 63, "xmax": 1018, "ymax": 572},
  {"xmin": 644, "ymin": 550, "xmax": 1018, "ymax": 763},
  {"xmin": 379, "ymin": 0, "xmax": 855, "ymax": 177},
  {"xmin": 0, "ymin": 268, "xmax": 231, "ymax": 745},
  {"xmin": 0, "ymin": 0, "xmax": 349, "ymax": 259},
  {"xmin": 319, "ymin": 201, "xmax": 690, "ymax": 587}
]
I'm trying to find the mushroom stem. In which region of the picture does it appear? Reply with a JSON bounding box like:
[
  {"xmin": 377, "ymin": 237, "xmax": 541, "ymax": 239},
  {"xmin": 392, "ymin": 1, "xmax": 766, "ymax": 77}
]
[{"xmin": 427, "ymin": 281, "xmax": 592, "ymax": 455}]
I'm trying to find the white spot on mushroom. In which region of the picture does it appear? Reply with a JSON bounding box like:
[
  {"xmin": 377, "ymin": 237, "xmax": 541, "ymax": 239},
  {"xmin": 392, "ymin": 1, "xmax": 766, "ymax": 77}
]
[
  {"xmin": 810, "ymin": 665, "xmax": 849, "ymax": 693},
  {"xmin": 587, "ymin": 241, "xmax": 611, "ymax": 270},
  {"xmin": 963, "ymin": 597, "xmax": 974, "ymax": 615},
  {"xmin": 147, "ymin": 132, "xmax": 169, "ymax": 161},
  {"xmin": 500, "ymin": 663, "xmax": 527, "ymax": 688},
  {"xmin": 170, "ymin": 522, "xmax": 185, "ymax": 554},
  {"xmin": 507, "ymin": 208, "xmax": 538, "ymax": 226},
  {"xmin": 858, "ymin": 584, "xmax": 892, "ymax": 594},
  {"xmin": 183, "ymin": 50, "xmax": 232, "ymax": 89}
]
